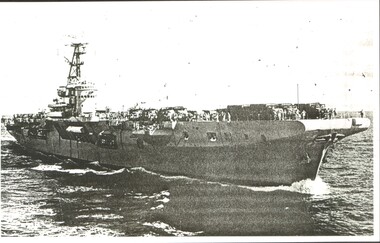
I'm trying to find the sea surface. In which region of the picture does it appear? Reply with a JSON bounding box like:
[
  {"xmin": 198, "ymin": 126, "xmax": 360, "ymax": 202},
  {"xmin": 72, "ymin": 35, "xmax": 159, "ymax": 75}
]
[{"xmin": 0, "ymin": 124, "xmax": 374, "ymax": 237}]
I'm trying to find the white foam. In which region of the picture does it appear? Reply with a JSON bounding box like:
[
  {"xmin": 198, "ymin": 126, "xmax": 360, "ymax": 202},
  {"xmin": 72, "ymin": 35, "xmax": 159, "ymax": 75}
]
[
  {"xmin": 31, "ymin": 164, "xmax": 63, "ymax": 172},
  {"xmin": 130, "ymin": 166, "xmax": 330, "ymax": 196},
  {"xmin": 75, "ymin": 214, "xmax": 124, "ymax": 220},
  {"xmin": 130, "ymin": 167, "xmax": 202, "ymax": 182},
  {"xmin": 156, "ymin": 197, "xmax": 170, "ymax": 203},
  {"xmin": 133, "ymin": 195, "xmax": 149, "ymax": 199},
  {"xmin": 150, "ymin": 204, "xmax": 164, "ymax": 210},
  {"xmin": 238, "ymin": 184, "xmax": 292, "ymax": 192},
  {"xmin": 30, "ymin": 164, "xmax": 125, "ymax": 176},
  {"xmin": 239, "ymin": 176, "xmax": 331, "ymax": 196},
  {"xmin": 161, "ymin": 190, "xmax": 170, "ymax": 197},
  {"xmin": 92, "ymin": 168, "xmax": 125, "ymax": 175},
  {"xmin": 143, "ymin": 221, "xmax": 203, "ymax": 236},
  {"xmin": 56, "ymin": 186, "xmax": 101, "ymax": 194},
  {"xmin": 78, "ymin": 207, "xmax": 111, "ymax": 212},
  {"xmin": 290, "ymin": 176, "xmax": 331, "ymax": 196}
]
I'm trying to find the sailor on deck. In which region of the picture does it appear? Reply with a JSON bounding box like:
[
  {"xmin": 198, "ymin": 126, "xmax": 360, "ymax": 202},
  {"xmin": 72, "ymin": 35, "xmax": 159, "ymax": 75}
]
[{"xmin": 301, "ymin": 110, "xmax": 307, "ymax": 119}]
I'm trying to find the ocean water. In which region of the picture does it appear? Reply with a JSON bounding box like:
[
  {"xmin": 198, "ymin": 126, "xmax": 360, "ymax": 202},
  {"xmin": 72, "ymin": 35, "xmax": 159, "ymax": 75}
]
[{"xmin": 0, "ymin": 126, "xmax": 374, "ymax": 237}]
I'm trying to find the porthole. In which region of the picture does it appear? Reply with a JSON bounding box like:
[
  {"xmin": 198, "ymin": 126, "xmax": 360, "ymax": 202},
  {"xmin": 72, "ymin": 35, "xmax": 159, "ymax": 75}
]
[
  {"xmin": 183, "ymin": 131, "xmax": 189, "ymax": 141},
  {"xmin": 207, "ymin": 132, "xmax": 217, "ymax": 142}
]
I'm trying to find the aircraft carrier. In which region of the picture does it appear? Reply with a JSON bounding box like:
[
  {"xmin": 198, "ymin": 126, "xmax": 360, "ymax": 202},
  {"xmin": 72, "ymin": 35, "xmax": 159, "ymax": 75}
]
[{"xmin": 4, "ymin": 43, "xmax": 371, "ymax": 186}]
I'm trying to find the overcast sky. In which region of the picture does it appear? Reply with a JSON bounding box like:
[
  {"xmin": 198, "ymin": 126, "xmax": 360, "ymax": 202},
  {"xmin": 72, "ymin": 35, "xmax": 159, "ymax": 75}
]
[{"xmin": 0, "ymin": 1, "xmax": 378, "ymax": 115}]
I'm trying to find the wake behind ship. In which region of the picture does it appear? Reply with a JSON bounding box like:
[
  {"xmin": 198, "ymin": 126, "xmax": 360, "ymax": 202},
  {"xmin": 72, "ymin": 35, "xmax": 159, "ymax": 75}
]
[{"xmin": 4, "ymin": 43, "xmax": 370, "ymax": 186}]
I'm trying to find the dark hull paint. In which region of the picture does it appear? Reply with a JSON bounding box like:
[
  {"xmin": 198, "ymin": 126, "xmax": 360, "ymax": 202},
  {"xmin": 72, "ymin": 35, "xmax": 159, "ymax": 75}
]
[{"xmin": 8, "ymin": 118, "xmax": 370, "ymax": 186}]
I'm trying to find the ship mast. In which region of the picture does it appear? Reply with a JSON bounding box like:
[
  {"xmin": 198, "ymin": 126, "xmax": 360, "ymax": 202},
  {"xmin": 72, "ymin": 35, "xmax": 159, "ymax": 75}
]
[{"xmin": 67, "ymin": 43, "xmax": 87, "ymax": 85}]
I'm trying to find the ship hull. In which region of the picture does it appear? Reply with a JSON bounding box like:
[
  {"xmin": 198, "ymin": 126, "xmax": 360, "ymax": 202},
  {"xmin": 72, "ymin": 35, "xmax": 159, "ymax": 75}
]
[{"xmin": 7, "ymin": 118, "xmax": 370, "ymax": 186}]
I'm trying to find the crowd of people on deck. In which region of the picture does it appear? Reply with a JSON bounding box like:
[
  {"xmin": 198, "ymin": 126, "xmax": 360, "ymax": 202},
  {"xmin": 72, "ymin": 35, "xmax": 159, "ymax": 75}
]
[
  {"xmin": 5, "ymin": 113, "xmax": 47, "ymax": 124},
  {"xmin": 93, "ymin": 104, "xmax": 339, "ymax": 127},
  {"xmin": 94, "ymin": 107, "xmax": 231, "ymax": 125},
  {"xmin": 4, "ymin": 104, "xmax": 359, "ymax": 130},
  {"xmin": 317, "ymin": 108, "xmax": 338, "ymax": 120}
]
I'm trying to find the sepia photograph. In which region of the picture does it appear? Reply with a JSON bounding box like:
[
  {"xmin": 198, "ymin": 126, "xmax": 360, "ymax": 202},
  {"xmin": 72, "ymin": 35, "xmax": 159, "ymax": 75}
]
[{"xmin": 0, "ymin": 0, "xmax": 378, "ymax": 241}]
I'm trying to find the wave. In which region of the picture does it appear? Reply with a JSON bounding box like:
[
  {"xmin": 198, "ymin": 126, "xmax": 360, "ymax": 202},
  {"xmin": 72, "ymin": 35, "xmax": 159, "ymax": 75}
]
[
  {"xmin": 150, "ymin": 204, "xmax": 164, "ymax": 210},
  {"xmin": 75, "ymin": 214, "xmax": 124, "ymax": 220},
  {"xmin": 56, "ymin": 186, "xmax": 106, "ymax": 194},
  {"xmin": 238, "ymin": 176, "xmax": 330, "ymax": 196},
  {"xmin": 290, "ymin": 176, "xmax": 331, "ymax": 195},
  {"xmin": 132, "ymin": 190, "xmax": 170, "ymax": 200},
  {"xmin": 132, "ymin": 166, "xmax": 330, "ymax": 196},
  {"xmin": 130, "ymin": 167, "xmax": 200, "ymax": 182},
  {"xmin": 143, "ymin": 221, "xmax": 203, "ymax": 236},
  {"xmin": 30, "ymin": 164, "xmax": 125, "ymax": 176}
]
